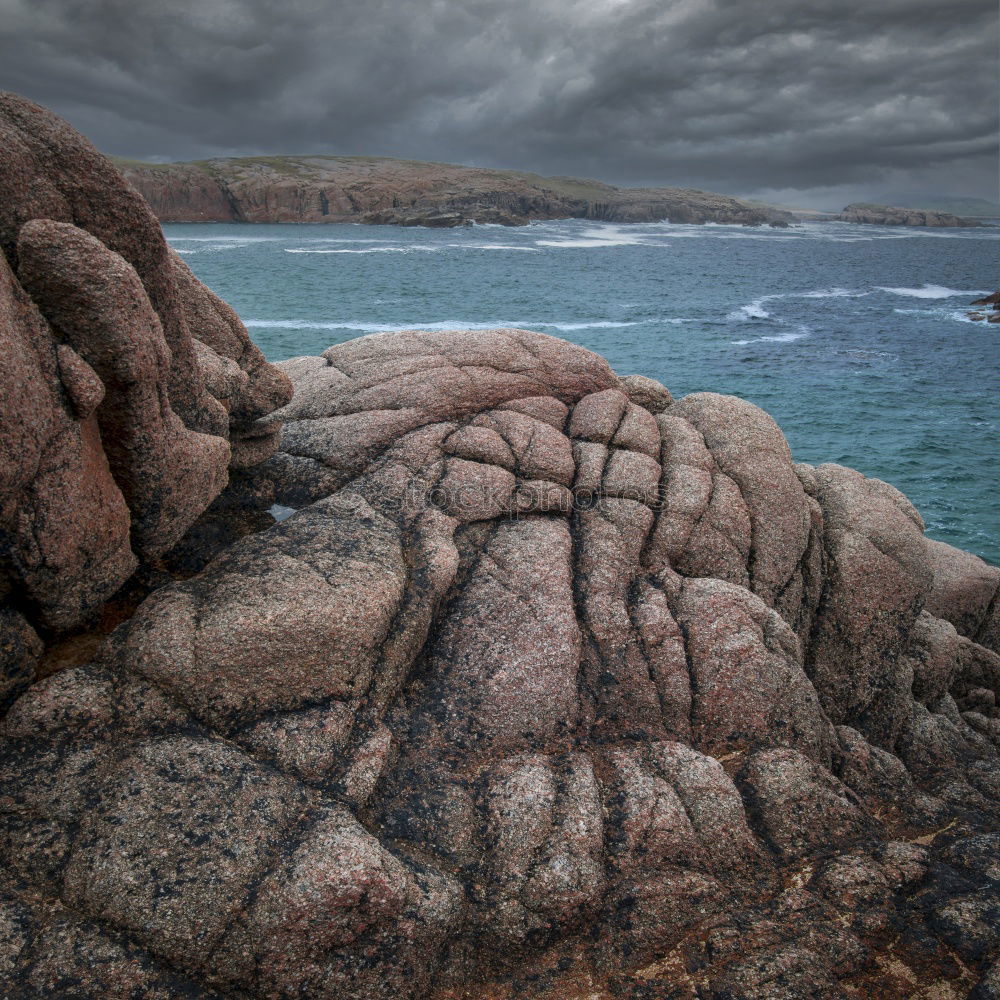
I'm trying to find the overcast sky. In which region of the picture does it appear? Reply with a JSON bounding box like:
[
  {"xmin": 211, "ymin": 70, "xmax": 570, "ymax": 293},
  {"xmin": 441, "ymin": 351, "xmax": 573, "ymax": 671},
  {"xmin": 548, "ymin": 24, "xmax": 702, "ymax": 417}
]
[{"xmin": 1, "ymin": 0, "xmax": 996, "ymax": 208}]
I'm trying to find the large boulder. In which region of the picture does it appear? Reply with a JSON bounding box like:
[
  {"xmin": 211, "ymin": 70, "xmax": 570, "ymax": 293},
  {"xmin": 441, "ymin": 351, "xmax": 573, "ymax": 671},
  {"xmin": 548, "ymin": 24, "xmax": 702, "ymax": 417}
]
[
  {"xmin": 806, "ymin": 463, "xmax": 932, "ymax": 748},
  {"xmin": 0, "ymin": 92, "xmax": 292, "ymax": 644},
  {"xmin": 0, "ymin": 92, "xmax": 293, "ymax": 445},
  {"xmin": 925, "ymin": 538, "xmax": 1000, "ymax": 653},
  {"xmin": 0, "ymin": 248, "xmax": 136, "ymax": 632},
  {"xmin": 3, "ymin": 319, "xmax": 998, "ymax": 998},
  {"xmin": 16, "ymin": 220, "xmax": 230, "ymax": 559}
]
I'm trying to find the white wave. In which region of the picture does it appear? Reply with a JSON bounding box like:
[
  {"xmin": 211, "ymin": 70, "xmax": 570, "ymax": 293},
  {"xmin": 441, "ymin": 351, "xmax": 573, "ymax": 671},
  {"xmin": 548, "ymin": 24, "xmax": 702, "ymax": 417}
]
[
  {"xmin": 535, "ymin": 225, "xmax": 650, "ymax": 249},
  {"xmin": 727, "ymin": 298, "xmax": 773, "ymax": 321},
  {"xmin": 285, "ymin": 247, "xmax": 423, "ymax": 254},
  {"xmin": 658, "ymin": 231, "xmax": 779, "ymax": 241},
  {"xmin": 167, "ymin": 239, "xmax": 272, "ymax": 252},
  {"xmin": 731, "ymin": 329, "xmax": 810, "ymax": 345},
  {"xmin": 876, "ymin": 284, "xmax": 985, "ymax": 299},
  {"xmin": 245, "ymin": 319, "xmax": 423, "ymax": 331},
  {"xmin": 540, "ymin": 320, "xmax": 639, "ymax": 330},
  {"xmin": 892, "ymin": 308, "xmax": 980, "ymax": 324},
  {"xmin": 727, "ymin": 286, "xmax": 869, "ymax": 321},
  {"xmin": 166, "ymin": 235, "xmax": 281, "ymax": 243},
  {"xmin": 643, "ymin": 224, "xmax": 805, "ymax": 241},
  {"xmin": 287, "ymin": 242, "xmax": 540, "ymax": 254},
  {"xmin": 534, "ymin": 238, "xmax": 642, "ymax": 248},
  {"xmin": 598, "ymin": 221, "xmax": 791, "ymax": 239},
  {"xmin": 448, "ymin": 244, "xmax": 542, "ymax": 252},
  {"xmin": 877, "ymin": 228, "xmax": 1000, "ymax": 240},
  {"xmin": 799, "ymin": 287, "xmax": 868, "ymax": 299},
  {"xmin": 247, "ymin": 320, "xmax": 336, "ymax": 329},
  {"xmin": 945, "ymin": 310, "xmax": 981, "ymax": 324},
  {"xmin": 296, "ymin": 238, "xmax": 388, "ymax": 244},
  {"xmin": 244, "ymin": 318, "xmax": 642, "ymax": 333},
  {"xmin": 801, "ymin": 223, "xmax": 996, "ymax": 243}
]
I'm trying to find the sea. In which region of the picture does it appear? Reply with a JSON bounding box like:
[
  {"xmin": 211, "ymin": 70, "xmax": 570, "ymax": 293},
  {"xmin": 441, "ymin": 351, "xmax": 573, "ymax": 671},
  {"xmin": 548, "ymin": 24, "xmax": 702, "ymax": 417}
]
[{"xmin": 165, "ymin": 218, "xmax": 1000, "ymax": 566}]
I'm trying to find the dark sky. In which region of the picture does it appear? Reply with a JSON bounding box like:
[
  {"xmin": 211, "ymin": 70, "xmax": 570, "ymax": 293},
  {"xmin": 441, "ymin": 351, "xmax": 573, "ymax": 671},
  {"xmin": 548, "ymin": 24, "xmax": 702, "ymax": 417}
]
[{"xmin": 1, "ymin": 0, "xmax": 997, "ymax": 208}]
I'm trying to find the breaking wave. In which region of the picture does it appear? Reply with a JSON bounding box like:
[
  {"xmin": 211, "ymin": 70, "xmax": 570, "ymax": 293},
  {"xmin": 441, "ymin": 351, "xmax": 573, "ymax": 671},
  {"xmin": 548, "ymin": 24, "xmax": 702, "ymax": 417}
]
[
  {"xmin": 244, "ymin": 318, "xmax": 643, "ymax": 333},
  {"xmin": 876, "ymin": 284, "xmax": 986, "ymax": 299}
]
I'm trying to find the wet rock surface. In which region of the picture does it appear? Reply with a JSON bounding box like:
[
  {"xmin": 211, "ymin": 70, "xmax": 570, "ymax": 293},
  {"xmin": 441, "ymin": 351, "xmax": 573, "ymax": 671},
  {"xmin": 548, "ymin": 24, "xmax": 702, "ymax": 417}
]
[
  {"xmin": 966, "ymin": 290, "xmax": 1000, "ymax": 324},
  {"xmin": 2, "ymin": 96, "xmax": 999, "ymax": 999}
]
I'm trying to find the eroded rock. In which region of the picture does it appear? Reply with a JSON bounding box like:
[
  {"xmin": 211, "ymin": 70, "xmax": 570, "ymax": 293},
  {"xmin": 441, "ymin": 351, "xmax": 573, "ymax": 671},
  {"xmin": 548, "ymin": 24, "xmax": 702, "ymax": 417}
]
[
  {"xmin": 1, "ymin": 93, "xmax": 997, "ymax": 1000},
  {"xmin": 4, "ymin": 322, "xmax": 997, "ymax": 999},
  {"xmin": 0, "ymin": 91, "xmax": 291, "ymax": 636}
]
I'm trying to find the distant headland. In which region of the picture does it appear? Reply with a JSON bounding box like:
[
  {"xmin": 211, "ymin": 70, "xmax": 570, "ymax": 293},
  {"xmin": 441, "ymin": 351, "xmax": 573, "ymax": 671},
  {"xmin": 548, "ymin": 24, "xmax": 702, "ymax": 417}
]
[
  {"xmin": 115, "ymin": 155, "xmax": 796, "ymax": 227},
  {"xmin": 807, "ymin": 202, "xmax": 987, "ymax": 228},
  {"xmin": 113, "ymin": 155, "xmax": 985, "ymax": 229}
]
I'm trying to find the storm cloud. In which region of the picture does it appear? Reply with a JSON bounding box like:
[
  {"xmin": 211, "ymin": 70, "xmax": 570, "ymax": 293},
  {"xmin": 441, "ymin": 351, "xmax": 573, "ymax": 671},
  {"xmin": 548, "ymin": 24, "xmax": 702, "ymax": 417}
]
[{"xmin": 1, "ymin": 0, "xmax": 996, "ymax": 206}]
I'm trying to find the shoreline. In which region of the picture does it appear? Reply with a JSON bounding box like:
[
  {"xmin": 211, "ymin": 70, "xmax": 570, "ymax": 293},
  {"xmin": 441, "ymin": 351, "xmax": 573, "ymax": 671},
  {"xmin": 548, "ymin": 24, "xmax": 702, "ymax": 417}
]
[{"xmin": 118, "ymin": 156, "xmax": 986, "ymax": 229}]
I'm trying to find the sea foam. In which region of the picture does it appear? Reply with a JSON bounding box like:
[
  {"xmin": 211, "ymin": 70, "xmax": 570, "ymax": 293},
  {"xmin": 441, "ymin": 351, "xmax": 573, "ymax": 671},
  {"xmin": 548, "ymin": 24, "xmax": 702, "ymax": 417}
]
[
  {"xmin": 892, "ymin": 308, "xmax": 979, "ymax": 324},
  {"xmin": 877, "ymin": 284, "xmax": 985, "ymax": 299},
  {"xmin": 727, "ymin": 298, "xmax": 774, "ymax": 321},
  {"xmin": 731, "ymin": 329, "xmax": 810, "ymax": 345},
  {"xmin": 244, "ymin": 319, "xmax": 642, "ymax": 333},
  {"xmin": 535, "ymin": 226, "xmax": 650, "ymax": 249},
  {"xmin": 285, "ymin": 247, "xmax": 427, "ymax": 254}
]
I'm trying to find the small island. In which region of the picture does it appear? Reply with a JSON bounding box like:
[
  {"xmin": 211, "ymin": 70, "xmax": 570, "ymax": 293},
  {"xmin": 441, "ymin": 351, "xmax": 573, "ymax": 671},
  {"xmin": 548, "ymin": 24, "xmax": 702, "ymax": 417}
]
[{"xmin": 832, "ymin": 202, "xmax": 984, "ymax": 227}]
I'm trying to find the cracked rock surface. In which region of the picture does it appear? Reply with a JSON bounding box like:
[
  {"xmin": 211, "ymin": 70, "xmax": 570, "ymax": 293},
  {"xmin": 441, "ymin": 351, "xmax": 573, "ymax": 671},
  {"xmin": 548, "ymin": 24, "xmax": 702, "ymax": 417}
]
[
  {"xmin": 3, "ymin": 325, "xmax": 998, "ymax": 999},
  {"xmin": 1, "ymin": 95, "xmax": 999, "ymax": 1000},
  {"xmin": 0, "ymin": 91, "xmax": 292, "ymax": 676}
]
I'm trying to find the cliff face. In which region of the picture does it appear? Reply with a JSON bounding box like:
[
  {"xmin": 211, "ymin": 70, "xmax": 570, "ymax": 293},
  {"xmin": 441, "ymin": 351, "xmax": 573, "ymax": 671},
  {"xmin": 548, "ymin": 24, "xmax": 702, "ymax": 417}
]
[
  {"xmin": 119, "ymin": 163, "xmax": 991, "ymax": 230},
  {"xmin": 835, "ymin": 202, "xmax": 983, "ymax": 227},
  {"xmin": 118, "ymin": 155, "xmax": 794, "ymax": 227},
  {"xmin": 120, "ymin": 162, "xmax": 236, "ymax": 221}
]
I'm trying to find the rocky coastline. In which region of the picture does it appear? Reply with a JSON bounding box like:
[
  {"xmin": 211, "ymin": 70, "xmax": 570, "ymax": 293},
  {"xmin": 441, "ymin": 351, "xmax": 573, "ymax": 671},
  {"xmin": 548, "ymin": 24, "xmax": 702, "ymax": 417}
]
[
  {"xmin": 831, "ymin": 203, "xmax": 984, "ymax": 227},
  {"xmin": 117, "ymin": 155, "xmax": 795, "ymax": 227},
  {"xmin": 967, "ymin": 291, "xmax": 1000, "ymax": 323},
  {"xmin": 117, "ymin": 158, "xmax": 985, "ymax": 230},
  {"xmin": 1, "ymin": 92, "xmax": 999, "ymax": 1000}
]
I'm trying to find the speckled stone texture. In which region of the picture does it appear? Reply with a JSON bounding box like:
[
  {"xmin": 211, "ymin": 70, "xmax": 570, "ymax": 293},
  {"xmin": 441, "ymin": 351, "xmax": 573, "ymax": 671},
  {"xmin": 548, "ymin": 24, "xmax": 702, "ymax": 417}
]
[
  {"xmin": 0, "ymin": 92, "xmax": 292, "ymax": 648},
  {"xmin": 2, "ymin": 318, "xmax": 998, "ymax": 999}
]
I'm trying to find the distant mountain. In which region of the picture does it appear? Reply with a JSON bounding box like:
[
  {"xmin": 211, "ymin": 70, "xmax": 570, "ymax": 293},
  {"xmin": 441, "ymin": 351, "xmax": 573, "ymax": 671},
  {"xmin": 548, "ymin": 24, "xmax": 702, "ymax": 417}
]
[
  {"xmin": 114, "ymin": 155, "xmax": 794, "ymax": 228},
  {"xmin": 876, "ymin": 195, "xmax": 1000, "ymax": 218}
]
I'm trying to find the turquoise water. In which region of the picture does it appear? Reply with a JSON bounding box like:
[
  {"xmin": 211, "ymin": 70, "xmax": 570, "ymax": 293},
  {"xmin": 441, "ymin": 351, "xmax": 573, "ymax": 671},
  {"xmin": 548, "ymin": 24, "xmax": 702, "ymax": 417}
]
[{"xmin": 166, "ymin": 219, "xmax": 1000, "ymax": 565}]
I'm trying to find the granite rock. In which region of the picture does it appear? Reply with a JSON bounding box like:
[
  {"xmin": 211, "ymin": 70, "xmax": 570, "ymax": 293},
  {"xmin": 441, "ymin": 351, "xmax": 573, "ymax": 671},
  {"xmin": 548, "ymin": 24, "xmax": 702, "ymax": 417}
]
[
  {"xmin": 3, "ymin": 324, "xmax": 998, "ymax": 998},
  {"xmin": 0, "ymin": 92, "xmax": 290, "ymax": 636}
]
